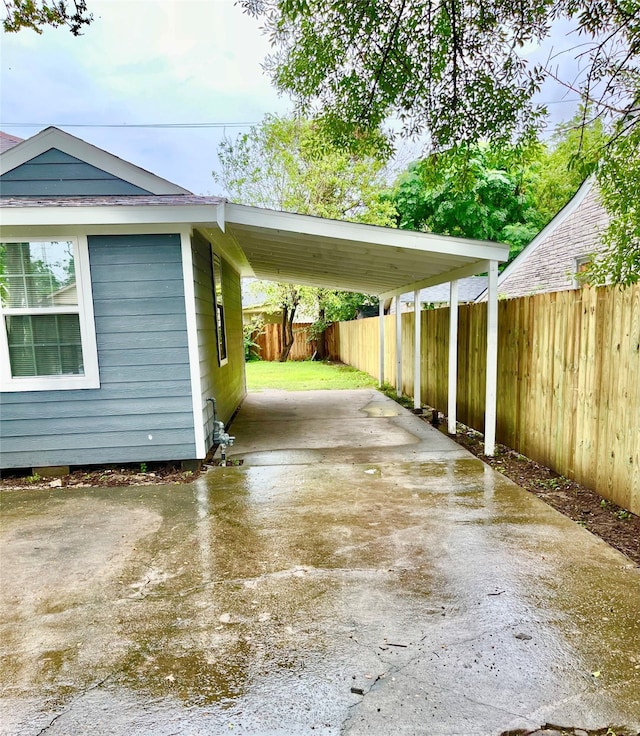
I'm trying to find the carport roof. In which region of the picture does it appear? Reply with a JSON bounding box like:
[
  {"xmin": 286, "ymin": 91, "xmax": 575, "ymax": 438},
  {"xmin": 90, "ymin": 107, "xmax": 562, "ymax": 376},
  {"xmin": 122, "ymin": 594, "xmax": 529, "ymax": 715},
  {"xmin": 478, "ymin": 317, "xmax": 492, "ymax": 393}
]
[{"xmin": 0, "ymin": 195, "xmax": 509, "ymax": 298}]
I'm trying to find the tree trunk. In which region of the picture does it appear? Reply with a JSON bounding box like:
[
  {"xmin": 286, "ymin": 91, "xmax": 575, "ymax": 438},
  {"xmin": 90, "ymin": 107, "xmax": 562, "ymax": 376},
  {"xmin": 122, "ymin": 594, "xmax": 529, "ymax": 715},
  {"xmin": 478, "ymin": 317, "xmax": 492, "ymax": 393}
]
[
  {"xmin": 279, "ymin": 304, "xmax": 297, "ymax": 362},
  {"xmin": 315, "ymin": 306, "xmax": 328, "ymax": 360}
]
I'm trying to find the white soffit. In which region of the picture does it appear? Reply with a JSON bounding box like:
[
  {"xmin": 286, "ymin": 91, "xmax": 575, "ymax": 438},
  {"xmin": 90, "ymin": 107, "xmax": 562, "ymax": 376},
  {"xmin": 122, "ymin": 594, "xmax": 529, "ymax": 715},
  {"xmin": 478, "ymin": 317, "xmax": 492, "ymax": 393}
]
[{"xmin": 224, "ymin": 204, "xmax": 509, "ymax": 297}]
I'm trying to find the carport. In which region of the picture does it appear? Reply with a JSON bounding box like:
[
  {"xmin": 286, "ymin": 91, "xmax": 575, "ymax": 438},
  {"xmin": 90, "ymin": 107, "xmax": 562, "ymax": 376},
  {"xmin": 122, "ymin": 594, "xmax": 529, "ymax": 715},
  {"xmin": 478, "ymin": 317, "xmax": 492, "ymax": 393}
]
[{"xmin": 208, "ymin": 203, "xmax": 510, "ymax": 454}]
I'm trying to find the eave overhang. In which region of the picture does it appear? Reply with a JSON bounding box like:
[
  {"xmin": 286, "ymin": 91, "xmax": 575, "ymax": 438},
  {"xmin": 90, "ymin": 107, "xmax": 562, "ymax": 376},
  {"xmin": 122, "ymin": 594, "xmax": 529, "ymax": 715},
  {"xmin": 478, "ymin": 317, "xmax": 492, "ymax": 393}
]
[{"xmin": 0, "ymin": 199, "xmax": 510, "ymax": 296}]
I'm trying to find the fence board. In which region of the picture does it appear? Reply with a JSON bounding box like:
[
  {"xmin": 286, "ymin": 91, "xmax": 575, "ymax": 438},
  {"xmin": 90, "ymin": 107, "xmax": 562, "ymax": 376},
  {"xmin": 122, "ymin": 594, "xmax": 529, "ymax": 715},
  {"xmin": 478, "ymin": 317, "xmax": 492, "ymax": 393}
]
[
  {"xmin": 330, "ymin": 285, "xmax": 640, "ymax": 515},
  {"xmin": 252, "ymin": 322, "xmax": 315, "ymax": 361}
]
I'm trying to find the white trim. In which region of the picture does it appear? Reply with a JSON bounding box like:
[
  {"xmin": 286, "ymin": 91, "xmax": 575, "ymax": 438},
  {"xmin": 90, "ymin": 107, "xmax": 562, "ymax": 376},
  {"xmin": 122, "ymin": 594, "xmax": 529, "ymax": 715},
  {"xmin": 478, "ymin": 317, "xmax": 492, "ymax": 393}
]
[
  {"xmin": 0, "ymin": 127, "xmax": 190, "ymax": 194},
  {"xmin": 212, "ymin": 252, "xmax": 229, "ymax": 367},
  {"xmin": 0, "ymin": 235, "xmax": 100, "ymax": 392},
  {"xmin": 2, "ymin": 202, "xmax": 509, "ymax": 299},
  {"xmin": 413, "ymin": 289, "xmax": 421, "ymax": 410},
  {"xmin": 180, "ymin": 229, "xmax": 207, "ymax": 459},
  {"xmin": 484, "ymin": 261, "xmax": 499, "ymax": 456},
  {"xmin": 447, "ymin": 280, "xmax": 458, "ymax": 434},
  {"xmin": 395, "ymin": 295, "xmax": 402, "ymax": 397},
  {"xmin": 0, "ymin": 204, "xmax": 222, "ymax": 228},
  {"xmin": 475, "ymin": 177, "xmax": 595, "ymax": 302},
  {"xmin": 226, "ymin": 204, "xmax": 508, "ymax": 261},
  {"xmin": 378, "ymin": 300, "xmax": 385, "ymax": 387},
  {"xmin": 379, "ymin": 260, "xmax": 494, "ymax": 300}
]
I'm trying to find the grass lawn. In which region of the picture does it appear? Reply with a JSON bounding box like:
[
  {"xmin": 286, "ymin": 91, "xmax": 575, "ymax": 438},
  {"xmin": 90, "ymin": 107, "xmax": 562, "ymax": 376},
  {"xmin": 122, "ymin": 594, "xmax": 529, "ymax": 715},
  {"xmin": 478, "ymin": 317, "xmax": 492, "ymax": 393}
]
[{"xmin": 245, "ymin": 360, "xmax": 377, "ymax": 391}]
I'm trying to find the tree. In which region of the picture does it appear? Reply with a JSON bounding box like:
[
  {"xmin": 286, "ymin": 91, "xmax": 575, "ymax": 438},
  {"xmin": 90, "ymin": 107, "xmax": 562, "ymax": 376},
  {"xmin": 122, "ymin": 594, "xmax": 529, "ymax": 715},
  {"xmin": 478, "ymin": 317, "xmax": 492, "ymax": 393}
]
[
  {"xmin": 391, "ymin": 144, "xmax": 542, "ymax": 262},
  {"xmin": 240, "ymin": 0, "xmax": 640, "ymax": 285},
  {"xmin": 3, "ymin": 0, "xmax": 91, "ymax": 34},
  {"xmin": 216, "ymin": 114, "xmax": 392, "ymax": 360},
  {"xmin": 216, "ymin": 114, "xmax": 394, "ymax": 224},
  {"xmin": 390, "ymin": 112, "xmax": 611, "ymax": 263},
  {"xmin": 589, "ymin": 123, "xmax": 640, "ymax": 286}
]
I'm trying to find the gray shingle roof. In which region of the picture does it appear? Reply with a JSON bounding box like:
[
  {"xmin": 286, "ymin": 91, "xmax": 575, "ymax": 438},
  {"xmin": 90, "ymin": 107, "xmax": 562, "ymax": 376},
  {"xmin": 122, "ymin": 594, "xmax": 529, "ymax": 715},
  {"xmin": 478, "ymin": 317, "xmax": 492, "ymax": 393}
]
[
  {"xmin": 0, "ymin": 194, "xmax": 226, "ymax": 207},
  {"xmin": 399, "ymin": 276, "xmax": 488, "ymax": 304}
]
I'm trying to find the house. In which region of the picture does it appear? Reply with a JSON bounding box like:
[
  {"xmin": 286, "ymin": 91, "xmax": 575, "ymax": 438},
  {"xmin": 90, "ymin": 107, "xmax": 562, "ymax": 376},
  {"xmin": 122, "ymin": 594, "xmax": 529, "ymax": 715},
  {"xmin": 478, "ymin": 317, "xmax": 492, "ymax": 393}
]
[
  {"xmin": 388, "ymin": 276, "xmax": 488, "ymax": 312},
  {"xmin": 0, "ymin": 127, "xmax": 509, "ymax": 471},
  {"xmin": 476, "ymin": 178, "xmax": 608, "ymax": 301},
  {"xmin": 241, "ymin": 281, "xmax": 315, "ymax": 326}
]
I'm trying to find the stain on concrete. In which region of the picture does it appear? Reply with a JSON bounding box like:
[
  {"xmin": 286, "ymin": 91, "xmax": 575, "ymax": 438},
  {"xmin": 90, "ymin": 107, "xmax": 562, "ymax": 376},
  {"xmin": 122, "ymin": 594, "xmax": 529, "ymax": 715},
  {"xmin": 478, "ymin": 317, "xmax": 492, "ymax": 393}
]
[{"xmin": 1, "ymin": 389, "xmax": 639, "ymax": 735}]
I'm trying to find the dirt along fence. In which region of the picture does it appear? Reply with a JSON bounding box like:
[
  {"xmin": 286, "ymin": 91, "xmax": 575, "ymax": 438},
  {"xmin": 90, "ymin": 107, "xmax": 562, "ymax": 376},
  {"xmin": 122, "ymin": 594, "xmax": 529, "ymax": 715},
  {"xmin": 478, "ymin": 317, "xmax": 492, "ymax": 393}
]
[
  {"xmin": 326, "ymin": 285, "xmax": 640, "ymax": 515},
  {"xmin": 251, "ymin": 322, "xmax": 315, "ymax": 361}
]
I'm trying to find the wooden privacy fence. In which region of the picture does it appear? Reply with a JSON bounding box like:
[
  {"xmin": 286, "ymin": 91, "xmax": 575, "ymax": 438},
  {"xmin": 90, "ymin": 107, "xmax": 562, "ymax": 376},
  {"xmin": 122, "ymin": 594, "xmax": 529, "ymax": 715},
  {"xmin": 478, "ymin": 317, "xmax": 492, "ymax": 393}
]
[
  {"xmin": 327, "ymin": 285, "xmax": 640, "ymax": 515},
  {"xmin": 252, "ymin": 322, "xmax": 315, "ymax": 361}
]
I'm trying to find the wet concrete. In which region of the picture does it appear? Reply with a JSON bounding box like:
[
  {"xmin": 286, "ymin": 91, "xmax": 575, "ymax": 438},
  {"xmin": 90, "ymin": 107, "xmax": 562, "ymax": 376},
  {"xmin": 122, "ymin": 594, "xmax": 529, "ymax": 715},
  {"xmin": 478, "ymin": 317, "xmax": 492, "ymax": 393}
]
[{"xmin": 1, "ymin": 388, "xmax": 639, "ymax": 735}]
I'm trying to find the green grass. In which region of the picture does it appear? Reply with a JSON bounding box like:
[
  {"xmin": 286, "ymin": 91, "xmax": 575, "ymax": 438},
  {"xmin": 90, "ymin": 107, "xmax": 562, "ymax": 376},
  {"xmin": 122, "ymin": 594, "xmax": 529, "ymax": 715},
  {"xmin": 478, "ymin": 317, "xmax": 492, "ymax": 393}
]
[{"xmin": 245, "ymin": 360, "xmax": 377, "ymax": 391}]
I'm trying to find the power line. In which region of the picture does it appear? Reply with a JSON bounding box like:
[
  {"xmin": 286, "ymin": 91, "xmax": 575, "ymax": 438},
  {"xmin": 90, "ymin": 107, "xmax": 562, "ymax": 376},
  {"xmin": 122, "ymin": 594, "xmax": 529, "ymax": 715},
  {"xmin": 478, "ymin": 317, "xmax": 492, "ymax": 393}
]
[{"xmin": 3, "ymin": 100, "xmax": 581, "ymax": 129}]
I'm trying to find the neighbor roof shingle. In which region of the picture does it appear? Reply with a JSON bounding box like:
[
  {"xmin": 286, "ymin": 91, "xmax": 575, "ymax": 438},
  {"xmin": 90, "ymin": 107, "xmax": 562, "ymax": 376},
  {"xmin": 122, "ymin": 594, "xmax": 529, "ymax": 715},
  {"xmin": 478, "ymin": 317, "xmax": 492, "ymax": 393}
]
[{"xmin": 0, "ymin": 131, "xmax": 24, "ymax": 153}]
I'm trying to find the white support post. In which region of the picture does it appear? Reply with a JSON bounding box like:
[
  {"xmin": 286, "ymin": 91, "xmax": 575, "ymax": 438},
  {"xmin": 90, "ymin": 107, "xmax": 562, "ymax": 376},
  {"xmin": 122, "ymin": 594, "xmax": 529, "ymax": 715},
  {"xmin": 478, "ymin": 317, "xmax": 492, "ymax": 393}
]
[
  {"xmin": 485, "ymin": 261, "xmax": 499, "ymax": 456},
  {"xmin": 378, "ymin": 299, "xmax": 385, "ymax": 387},
  {"xmin": 447, "ymin": 280, "xmax": 459, "ymax": 435},
  {"xmin": 413, "ymin": 290, "xmax": 421, "ymax": 410},
  {"xmin": 395, "ymin": 296, "xmax": 403, "ymax": 397}
]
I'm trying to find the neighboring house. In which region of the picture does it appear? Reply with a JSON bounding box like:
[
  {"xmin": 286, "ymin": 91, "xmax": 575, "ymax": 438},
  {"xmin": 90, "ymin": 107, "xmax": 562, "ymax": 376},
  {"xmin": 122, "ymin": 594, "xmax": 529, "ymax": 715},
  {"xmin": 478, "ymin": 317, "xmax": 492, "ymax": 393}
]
[
  {"xmin": 388, "ymin": 276, "xmax": 488, "ymax": 312},
  {"xmin": 0, "ymin": 127, "xmax": 509, "ymax": 470},
  {"xmin": 476, "ymin": 178, "xmax": 609, "ymax": 301},
  {"xmin": 0, "ymin": 132, "xmax": 23, "ymax": 153},
  {"xmin": 242, "ymin": 281, "xmax": 315, "ymax": 326}
]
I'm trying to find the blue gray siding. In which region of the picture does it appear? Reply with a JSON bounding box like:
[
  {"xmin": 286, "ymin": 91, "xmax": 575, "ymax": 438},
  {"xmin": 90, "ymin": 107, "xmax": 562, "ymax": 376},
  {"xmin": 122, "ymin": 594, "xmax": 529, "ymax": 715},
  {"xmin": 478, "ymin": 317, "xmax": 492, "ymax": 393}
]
[
  {"xmin": 0, "ymin": 234, "xmax": 197, "ymax": 469},
  {"xmin": 0, "ymin": 149, "xmax": 152, "ymax": 197},
  {"xmin": 191, "ymin": 232, "xmax": 246, "ymax": 451}
]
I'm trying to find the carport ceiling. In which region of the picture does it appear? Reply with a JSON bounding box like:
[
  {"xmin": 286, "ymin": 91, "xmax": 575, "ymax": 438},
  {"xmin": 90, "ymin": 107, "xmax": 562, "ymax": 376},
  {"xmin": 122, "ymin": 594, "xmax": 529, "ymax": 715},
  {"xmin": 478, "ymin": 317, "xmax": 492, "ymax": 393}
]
[{"xmin": 223, "ymin": 204, "xmax": 509, "ymax": 298}]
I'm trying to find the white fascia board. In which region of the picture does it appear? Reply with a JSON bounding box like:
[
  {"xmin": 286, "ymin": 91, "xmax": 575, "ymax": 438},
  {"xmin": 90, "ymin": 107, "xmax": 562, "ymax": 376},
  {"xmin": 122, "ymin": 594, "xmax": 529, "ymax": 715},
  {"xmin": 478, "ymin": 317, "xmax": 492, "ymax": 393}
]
[
  {"xmin": 475, "ymin": 177, "xmax": 595, "ymax": 302},
  {"xmin": 379, "ymin": 260, "xmax": 491, "ymax": 300},
  {"xmin": 0, "ymin": 127, "xmax": 191, "ymax": 195},
  {"xmin": 226, "ymin": 204, "xmax": 510, "ymax": 263},
  {"xmin": 0, "ymin": 203, "xmax": 224, "ymax": 228}
]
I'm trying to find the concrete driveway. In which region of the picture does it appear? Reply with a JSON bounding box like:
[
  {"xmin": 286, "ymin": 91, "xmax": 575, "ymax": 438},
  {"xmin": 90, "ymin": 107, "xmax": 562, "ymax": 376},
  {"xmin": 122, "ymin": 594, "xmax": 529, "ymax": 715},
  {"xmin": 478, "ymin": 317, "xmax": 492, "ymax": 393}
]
[{"xmin": 1, "ymin": 388, "xmax": 639, "ymax": 735}]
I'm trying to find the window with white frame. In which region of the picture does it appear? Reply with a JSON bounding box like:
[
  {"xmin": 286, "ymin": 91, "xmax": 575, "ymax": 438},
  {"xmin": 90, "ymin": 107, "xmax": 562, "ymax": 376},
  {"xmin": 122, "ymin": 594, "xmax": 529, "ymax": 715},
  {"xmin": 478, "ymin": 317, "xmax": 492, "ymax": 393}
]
[
  {"xmin": 0, "ymin": 237, "xmax": 99, "ymax": 391},
  {"xmin": 212, "ymin": 253, "xmax": 228, "ymax": 366}
]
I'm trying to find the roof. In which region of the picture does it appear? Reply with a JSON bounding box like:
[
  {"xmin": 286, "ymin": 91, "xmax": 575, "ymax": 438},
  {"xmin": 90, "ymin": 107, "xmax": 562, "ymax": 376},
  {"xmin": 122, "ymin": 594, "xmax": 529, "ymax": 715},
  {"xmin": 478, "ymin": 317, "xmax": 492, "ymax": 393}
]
[
  {"xmin": 475, "ymin": 177, "xmax": 599, "ymax": 301},
  {"xmin": 0, "ymin": 132, "xmax": 24, "ymax": 153},
  {"xmin": 0, "ymin": 194, "xmax": 225, "ymax": 208},
  {"xmin": 399, "ymin": 276, "xmax": 488, "ymax": 303},
  {"xmin": 0, "ymin": 127, "xmax": 191, "ymax": 195},
  {"xmin": 1, "ymin": 127, "xmax": 510, "ymax": 297},
  {"xmin": 0, "ymin": 196, "xmax": 509, "ymax": 297}
]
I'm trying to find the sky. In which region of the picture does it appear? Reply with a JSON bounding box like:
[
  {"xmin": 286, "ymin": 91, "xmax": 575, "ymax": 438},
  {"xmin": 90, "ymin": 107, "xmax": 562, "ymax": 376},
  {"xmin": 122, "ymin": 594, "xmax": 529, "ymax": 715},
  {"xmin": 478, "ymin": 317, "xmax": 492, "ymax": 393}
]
[{"xmin": 1, "ymin": 0, "xmax": 583, "ymax": 196}]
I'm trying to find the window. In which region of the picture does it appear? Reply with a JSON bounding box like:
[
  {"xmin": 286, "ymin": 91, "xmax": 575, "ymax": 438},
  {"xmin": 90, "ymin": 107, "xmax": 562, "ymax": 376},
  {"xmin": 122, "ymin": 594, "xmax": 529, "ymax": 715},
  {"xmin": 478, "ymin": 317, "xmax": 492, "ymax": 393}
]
[
  {"xmin": 573, "ymin": 255, "xmax": 592, "ymax": 288},
  {"xmin": 212, "ymin": 253, "xmax": 228, "ymax": 365},
  {"xmin": 0, "ymin": 237, "xmax": 99, "ymax": 391}
]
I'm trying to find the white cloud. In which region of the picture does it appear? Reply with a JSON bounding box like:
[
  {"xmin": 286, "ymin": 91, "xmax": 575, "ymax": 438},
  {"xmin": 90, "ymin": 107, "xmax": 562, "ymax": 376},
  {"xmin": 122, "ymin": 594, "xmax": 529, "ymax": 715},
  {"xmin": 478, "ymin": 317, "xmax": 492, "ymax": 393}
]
[{"xmin": 0, "ymin": 0, "xmax": 291, "ymax": 193}]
